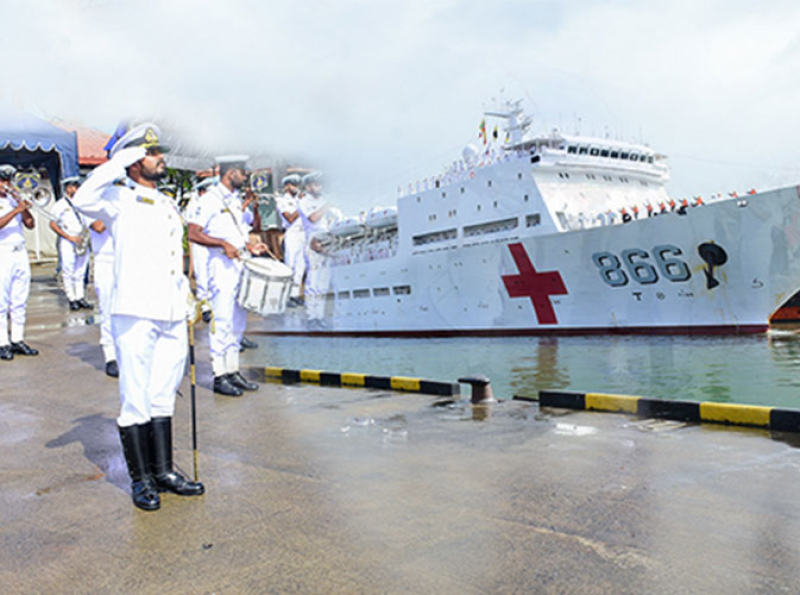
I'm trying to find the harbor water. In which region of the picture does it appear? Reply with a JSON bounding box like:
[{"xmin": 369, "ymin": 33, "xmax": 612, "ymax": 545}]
[{"xmin": 250, "ymin": 330, "xmax": 800, "ymax": 408}]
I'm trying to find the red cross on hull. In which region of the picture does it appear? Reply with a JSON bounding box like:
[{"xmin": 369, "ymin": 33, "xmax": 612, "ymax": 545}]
[{"xmin": 502, "ymin": 243, "xmax": 568, "ymax": 325}]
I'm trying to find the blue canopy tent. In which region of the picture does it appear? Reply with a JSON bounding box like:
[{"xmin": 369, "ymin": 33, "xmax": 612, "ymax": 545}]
[{"xmin": 0, "ymin": 102, "xmax": 79, "ymax": 198}]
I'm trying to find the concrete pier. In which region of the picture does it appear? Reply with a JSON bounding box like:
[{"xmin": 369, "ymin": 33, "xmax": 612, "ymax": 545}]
[{"xmin": 3, "ymin": 265, "xmax": 800, "ymax": 594}]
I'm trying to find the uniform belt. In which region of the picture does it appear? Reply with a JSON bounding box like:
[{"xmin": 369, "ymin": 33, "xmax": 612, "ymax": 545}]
[{"xmin": 0, "ymin": 242, "xmax": 25, "ymax": 252}]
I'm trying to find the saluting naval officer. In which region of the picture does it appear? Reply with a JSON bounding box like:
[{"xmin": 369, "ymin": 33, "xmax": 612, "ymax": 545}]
[
  {"xmin": 50, "ymin": 177, "xmax": 93, "ymax": 311},
  {"xmin": 0, "ymin": 164, "xmax": 39, "ymax": 360},
  {"xmin": 277, "ymin": 174, "xmax": 306, "ymax": 307},
  {"xmin": 72, "ymin": 123, "xmax": 204, "ymax": 511},
  {"xmin": 187, "ymin": 155, "xmax": 267, "ymax": 397}
]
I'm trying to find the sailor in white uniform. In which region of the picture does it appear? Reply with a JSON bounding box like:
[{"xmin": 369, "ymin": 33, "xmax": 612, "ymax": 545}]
[
  {"xmin": 72, "ymin": 123, "xmax": 203, "ymax": 511},
  {"xmin": 297, "ymin": 172, "xmax": 332, "ymax": 329},
  {"xmin": 0, "ymin": 164, "xmax": 39, "ymax": 360},
  {"xmin": 187, "ymin": 155, "xmax": 267, "ymax": 397},
  {"xmin": 185, "ymin": 177, "xmax": 216, "ymax": 323},
  {"xmin": 276, "ymin": 174, "xmax": 306, "ymax": 307},
  {"xmin": 88, "ymin": 213, "xmax": 118, "ymax": 377},
  {"xmin": 50, "ymin": 177, "xmax": 93, "ymax": 311}
]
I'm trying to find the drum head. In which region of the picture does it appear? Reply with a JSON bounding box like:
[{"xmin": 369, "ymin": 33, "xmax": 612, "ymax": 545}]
[{"xmin": 244, "ymin": 257, "xmax": 292, "ymax": 277}]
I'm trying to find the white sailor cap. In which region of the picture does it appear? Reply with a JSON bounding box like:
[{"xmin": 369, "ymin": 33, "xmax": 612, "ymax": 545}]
[
  {"xmin": 215, "ymin": 155, "xmax": 250, "ymax": 172},
  {"xmin": 195, "ymin": 177, "xmax": 217, "ymax": 192},
  {"xmin": 301, "ymin": 171, "xmax": 322, "ymax": 187},
  {"xmin": 62, "ymin": 176, "xmax": 81, "ymax": 187},
  {"xmin": 0, "ymin": 164, "xmax": 17, "ymax": 181},
  {"xmin": 282, "ymin": 174, "xmax": 302, "ymax": 186},
  {"xmin": 107, "ymin": 123, "xmax": 170, "ymax": 159}
]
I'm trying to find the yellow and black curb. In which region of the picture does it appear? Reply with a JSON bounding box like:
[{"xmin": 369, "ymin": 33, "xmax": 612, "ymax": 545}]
[
  {"xmin": 257, "ymin": 367, "xmax": 460, "ymax": 397},
  {"xmin": 516, "ymin": 390, "xmax": 800, "ymax": 432}
]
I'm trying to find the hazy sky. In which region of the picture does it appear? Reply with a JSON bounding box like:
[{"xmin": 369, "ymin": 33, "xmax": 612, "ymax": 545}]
[{"xmin": 5, "ymin": 0, "xmax": 800, "ymax": 212}]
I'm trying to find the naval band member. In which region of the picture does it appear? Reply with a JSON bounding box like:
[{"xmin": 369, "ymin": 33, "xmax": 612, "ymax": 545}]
[
  {"xmin": 88, "ymin": 214, "xmax": 118, "ymax": 377},
  {"xmin": 0, "ymin": 164, "xmax": 39, "ymax": 359},
  {"xmin": 72, "ymin": 123, "xmax": 203, "ymax": 511},
  {"xmin": 186, "ymin": 177, "xmax": 216, "ymax": 323},
  {"xmin": 187, "ymin": 155, "xmax": 267, "ymax": 397},
  {"xmin": 297, "ymin": 172, "xmax": 332, "ymax": 329},
  {"xmin": 50, "ymin": 177, "xmax": 93, "ymax": 311}
]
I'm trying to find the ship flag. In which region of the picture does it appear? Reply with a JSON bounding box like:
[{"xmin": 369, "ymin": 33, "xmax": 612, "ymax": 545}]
[{"xmin": 479, "ymin": 118, "xmax": 487, "ymax": 144}]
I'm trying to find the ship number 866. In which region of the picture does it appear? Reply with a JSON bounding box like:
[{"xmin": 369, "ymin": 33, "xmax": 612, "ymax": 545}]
[{"xmin": 592, "ymin": 245, "xmax": 691, "ymax": 287}]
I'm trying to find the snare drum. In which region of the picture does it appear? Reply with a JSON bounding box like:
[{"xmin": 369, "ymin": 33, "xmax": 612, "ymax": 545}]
[{"xmin": 237, "ymin": 258, "xmax": 293, "ymax": 316}]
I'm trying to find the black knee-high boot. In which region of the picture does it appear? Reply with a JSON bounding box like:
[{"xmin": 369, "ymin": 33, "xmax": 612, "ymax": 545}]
[
  {"xmin": 149, "ymin": 417, "xmax": 205, "ymax": 496},
  {"xmin": 118, "ymin": 423, "xmax": 160, "ymax": 511}
]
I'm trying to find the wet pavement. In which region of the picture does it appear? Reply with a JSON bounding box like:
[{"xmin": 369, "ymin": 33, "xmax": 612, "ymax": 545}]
[{"xmin": 3, "ymin": 264, "xmax": 800, "ymax": 594}]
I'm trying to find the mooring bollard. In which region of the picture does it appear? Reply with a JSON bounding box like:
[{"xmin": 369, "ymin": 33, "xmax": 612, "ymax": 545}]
[{"xmin": 458, "ymin": 375, "xmax": 495, "ymax": 404}]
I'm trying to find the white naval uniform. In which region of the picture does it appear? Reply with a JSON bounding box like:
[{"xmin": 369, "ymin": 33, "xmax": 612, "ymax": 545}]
[
  {"xmin": 89, "ymin": 216, "xmax": 116, "ymax": 363},
  {"xmin": 186, "ymin": 194, "xmax": 212, "ymax": 307},
  {"xmin": 52, "ymin": 198, "xmax": 90, "ymax": 302},
  {"xmin": 276, "ymin": 191, "xmax": 306, "ymax": 298},
  {"xmin": 297, "ymin": 193, "xmax": 331, "ymax": 322},
  {"xmin": 0, "ymin": 195, "xmax": 31, "ymax": 346},
  {"xmin": 72, "ymin": 154, "xmax": 189, "ymax": 427},
  {"xmin": 188, "ymin": 184, "xmax": 249, "ymax": 376}
]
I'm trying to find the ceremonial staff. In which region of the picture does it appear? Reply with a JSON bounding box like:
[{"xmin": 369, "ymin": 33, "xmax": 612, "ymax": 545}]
[{"xmin": 188, "ymin": 298, "xmax": 213, "ymax": 482}]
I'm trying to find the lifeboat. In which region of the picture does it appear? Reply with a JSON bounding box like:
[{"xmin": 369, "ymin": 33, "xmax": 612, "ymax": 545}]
[
  {"xmin": 365, "ymin": 206, "xmax": 398, "ymax": 229},
  {"xmin": 329, "ymin": 216, "xmax": 365, "ymax": 237}
]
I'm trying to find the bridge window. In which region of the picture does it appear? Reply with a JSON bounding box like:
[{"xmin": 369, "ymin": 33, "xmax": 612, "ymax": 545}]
[
  {"xmin": 353, "ymin": 289, "xmax": 370, "ymax": 299},
  {"xmin": 338, "ymin": 291, "xmax": 351, "ymax": 300},
  {"xmin": 590, "ymin": 147, "xmax": 600, "ymax": 156},
  {"xmin": 567, "ymin": 146, "xmax": 577, "ymax": 154},
  {"xmin": 610, "ymin": 151, "xmax": 619, "ymax": 158},
  {"xmin": 393, "ymin": 285, "xmax": 411, "ymax": 295},
  {"xmin": 578, "ymin": 146, "xmax": 588, "ymax": 155},
  {"xmin": 620, "ymin": 152, "xmax": 629, "ymax": 159},
  {"xmin": 373, "ymin": 287, "xmax": 390, "ymax": 297},
  {"xmin": 630, "ymin": 154, "xmax": 639, "ymax": 162},
  {"xmin": 526, "ymin": 214, "xmax": 541, "ymax": 227},
  {"xmin": 601, "ymin": 149, "xmax": 609, "ymax": 157}
]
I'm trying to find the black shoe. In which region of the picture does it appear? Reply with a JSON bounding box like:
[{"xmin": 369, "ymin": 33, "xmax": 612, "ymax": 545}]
[
  {"xmin": 288, "ymin": 296, "xmax": 305, "ymax": 308},
  {"xmin": 69, "ymin": 300, "xmax": 80, "ymax": 311},
  {"xmin": 106, "ymin": 360, "xmax": 119, "ymax": 378},
  {"xmin": 118, "ymin": 423, "xmax": 160, "ymax": 511},
  {"xmin": 228, "ymin": 371, "xmax": 258, "ymax": 391},
  {"xmin": 10, "ymin": 342, "xmax": 38, "ymax": 356},
  {"xmin": 240, "ymin": 336, "xmax": 258, "ymax": 349},
  {"xmin": 201, "ymin": 310, "xmax": 212, "ymax": 324},
  {"xmin": 0, "ymin": 346, "xmax": 13, "ymax": 361},
  {"xmin": 77, "ymin": 298, "xmax": 93, "ymax": 309},
  {"xmin": 149, "ymin": 417, "xmax": 205, "ymax": 497},
  {"xmin": 214, "ymin": 375, "xmax": 243, "ymax": 397}
]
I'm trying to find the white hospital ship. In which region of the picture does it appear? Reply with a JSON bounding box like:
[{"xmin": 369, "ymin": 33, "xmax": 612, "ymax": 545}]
[{"xmin": 265, "ymin": 99, "xmax": 800, "ymax": 336}]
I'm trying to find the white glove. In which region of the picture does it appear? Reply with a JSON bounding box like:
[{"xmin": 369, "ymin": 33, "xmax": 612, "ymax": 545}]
[{"xmin": 111, "ymin": 146, "xmax": 147, "ymax": 168}]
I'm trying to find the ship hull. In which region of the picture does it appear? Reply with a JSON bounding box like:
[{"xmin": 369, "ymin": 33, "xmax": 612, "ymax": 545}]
[{"xmin": 254, "ymin": 185, "xmax": 800, "ymax": 336}]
